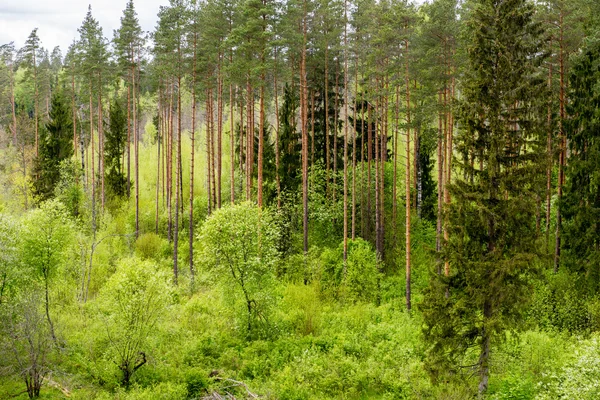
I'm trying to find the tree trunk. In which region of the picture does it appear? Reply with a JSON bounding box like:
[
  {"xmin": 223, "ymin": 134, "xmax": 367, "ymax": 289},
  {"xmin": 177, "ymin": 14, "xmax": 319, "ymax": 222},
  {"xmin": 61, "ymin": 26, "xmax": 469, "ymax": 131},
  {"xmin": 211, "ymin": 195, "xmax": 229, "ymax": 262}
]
[
  {"xmin": 302, "ymin": 1, "xmax": 309, "ymax": 256},
  {"xmin": 217, "ymin": 56, "xmax": 223, "ymax": 209},
  {"xmin": 546, "ymin": 56, "xmax": 553, "ymax": 254},
  {"xmin": 555, "ymin": 12, "xmax": 565, "ymax": 273},
  {"xmin": 133, "ymin": 52, "xmax": 139, "ymax": 237},
  {"xmin": 343, "ymin": 0, "xmax": 349, "ymax": 264},
  {"xmin": 258, "ymin": 77, "xmax": 265, "ymax": 207},
  {"xmin": 274, "ymin": 64, "xmax": 281, "ymax": 209},
  {"xmin": 190, "ymin": 31, "xmax": 197, "ymax": 285},
  {"xmin": 405, "ymin": 38, "xmax": 412, "ymax": 312}
]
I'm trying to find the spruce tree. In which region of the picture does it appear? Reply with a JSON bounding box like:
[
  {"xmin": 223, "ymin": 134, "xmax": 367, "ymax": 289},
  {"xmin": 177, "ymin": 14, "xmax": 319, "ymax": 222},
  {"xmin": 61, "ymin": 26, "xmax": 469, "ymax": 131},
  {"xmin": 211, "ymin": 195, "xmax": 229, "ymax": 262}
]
[
  {"xmin": 105, "ymin": 98, "xmax": 128, "ymax": 198},
  {"xmin": 32, "ymin": 91, "xmax": 74, "ymax": 202},
  {"xmin": 562, "ymin": 36, "xmax": 600, "ymax": 293},
  {"xmin": 422, "ymin": 0, "xmax": 547, "ymax": 394}
]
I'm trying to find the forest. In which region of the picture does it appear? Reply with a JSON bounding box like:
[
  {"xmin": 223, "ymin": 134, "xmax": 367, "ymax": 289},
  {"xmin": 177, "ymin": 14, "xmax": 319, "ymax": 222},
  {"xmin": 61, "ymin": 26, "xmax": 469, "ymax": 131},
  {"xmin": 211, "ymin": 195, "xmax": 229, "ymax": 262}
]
[{"xmin": 1, "ymin": 0, "xmax": 600, "ymax": 398}]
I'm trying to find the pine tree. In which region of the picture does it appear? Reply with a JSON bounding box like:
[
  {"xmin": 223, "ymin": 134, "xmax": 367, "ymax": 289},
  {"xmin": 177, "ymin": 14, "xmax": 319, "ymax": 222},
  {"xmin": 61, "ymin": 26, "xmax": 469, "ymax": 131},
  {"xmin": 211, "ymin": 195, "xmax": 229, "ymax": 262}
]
[
  {"xmin": 422, "ymin": 0, "xmax": 547, "ymax": 394},
  {"xmin": 0, "ymin": 43, "xmax": 18, "ymax": 146},
  {"xmin": 32, "ymin": 91, "xmax": 74, "ymax": 202},
  {"xmin": 77, "ymin": 5, "xmax": 110, "ymax": 232},
  {"xmin": 113, "ymin": 0, "xmax": 144, "ymax": 206},
  {"xmin": 20, "ymin": 29, "xmax": 42, "ymax": 158}
]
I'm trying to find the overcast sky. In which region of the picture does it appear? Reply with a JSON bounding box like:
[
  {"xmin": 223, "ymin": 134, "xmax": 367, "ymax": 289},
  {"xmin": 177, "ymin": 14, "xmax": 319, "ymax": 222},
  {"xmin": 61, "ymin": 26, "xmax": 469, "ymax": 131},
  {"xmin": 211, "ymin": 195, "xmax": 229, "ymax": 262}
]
[
  {"xmin": 0, "ymin": 1, "xmax": 164, "ymax": 55},
  {"xmin": 1, "ymin": 0, "xmax": 428, "ymax": 57}
]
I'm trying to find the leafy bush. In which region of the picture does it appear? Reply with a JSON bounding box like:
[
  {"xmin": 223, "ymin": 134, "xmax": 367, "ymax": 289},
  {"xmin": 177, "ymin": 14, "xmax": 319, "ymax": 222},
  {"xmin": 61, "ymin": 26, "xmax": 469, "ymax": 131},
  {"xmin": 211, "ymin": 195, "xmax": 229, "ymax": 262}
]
[
  {"xmin": 320, "ymin": 238, "xmax": 380, "ymax": 303},
  {"xmin": 135, "ymin": 232, "xmax": 166, "ymax": 261}
]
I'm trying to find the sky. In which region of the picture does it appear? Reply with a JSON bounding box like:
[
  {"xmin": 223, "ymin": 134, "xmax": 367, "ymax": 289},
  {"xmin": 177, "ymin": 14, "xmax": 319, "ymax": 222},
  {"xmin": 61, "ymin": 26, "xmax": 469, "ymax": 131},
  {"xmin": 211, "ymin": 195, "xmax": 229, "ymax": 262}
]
[
  {"xmin": 0, "ymin": 1, "xmax": 164, "ymax": 55},
  {"xmin": 1, "ymin": 0, "xmax": 429, "ymax": 58}
]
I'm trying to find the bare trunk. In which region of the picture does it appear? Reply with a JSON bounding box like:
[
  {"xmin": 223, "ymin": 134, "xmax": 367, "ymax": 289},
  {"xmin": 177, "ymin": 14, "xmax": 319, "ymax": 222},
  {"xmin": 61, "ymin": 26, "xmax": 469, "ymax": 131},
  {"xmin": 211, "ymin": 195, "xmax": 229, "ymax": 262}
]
[
  {"xmin": 302, "ymin": 2, "xmax": 309, "ymax": 255},
  {"xmin": 405, "ymin": 39, "xmax": 412, "ymax": 312},
  {"xmin": 545, "ymin": 58, "xmax": 553, "ymax": 253},
  {"xmin": 274, "ymin": 64, "xmax": 281, "ymax": 209},
  {"xmin": 555, "ymin": 14, "xmax": 565, "ymax": 273},
  {"xmin": 343, "ymin": 0, "xmax": 349, "ymax": 264}
]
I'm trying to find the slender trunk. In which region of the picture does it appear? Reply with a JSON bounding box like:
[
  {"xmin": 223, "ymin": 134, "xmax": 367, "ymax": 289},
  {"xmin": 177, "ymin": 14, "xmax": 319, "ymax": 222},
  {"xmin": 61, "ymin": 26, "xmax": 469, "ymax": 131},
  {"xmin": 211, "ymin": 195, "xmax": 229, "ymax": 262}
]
[
  {"xmin": 352, "ymin": 56, "xmax": 358, "ymax": 240},
  {"xmin": 98, "ymin": 72, "xmax": 105, "ymax": 210},
  {"xmin": 246, "ymin": 78, "xmax": 252, "ymax": 201},
  {"xmin": 217, "ymin": 56, "xmax": 223, "ymax": 208},
  {"xmin": 343, "ymin": 0, "xmax": 349, "ymax": 264},
  {"xmin": 393, "ymin": 85, "xmax": 399, "ymax": 246},
  {"xmin": 405, "ymin": 38, "xmax": 412, "ymax": 312},
  {"xmin": 302, "ymin": 2, "xmax": 309, "ymax": 255},
  {"xmin": 71, "ymin": 71, "xmax": 76, "ymax": 161},
  {"xmin": 311, "ymin": 90, "xmax": 315, "ymax": 167},
  {"xmin": 210, "ymin": 88, "xmax": 217, "ymax": 208},
  {"xmin": 375, "ymin": 88, "xmax": 380, "ymax": 259},
  {"xmin": 174, "ymin": 73, "xmax": 182, "ymax": 285},
  {"xmin": 360, "ymin": 89, "xmax": 365, "ymax": 238},
  {"xmin": 436, "ymin": 92, "xmax": 444, "ymax": 266},
  {"xmin": 156, "ymin": 100, "xmax": 161, "ymax": 234},
  {"xmin": 325, "ymin": 47, "xmax": 330, "ymax": 196},
  {"xmin": 126, "ymin": 81, "xmax": 131, "ymax": 199},
  {"xmin": 333, "ymin": 64, "xmax": 339, "ymax": 204},
  {"xmin": 168, "ymin": 82, "xmax": 174, "ymax": 240},
  {"xmin": 207, "ymin": 88, "xmax": 213, "ymax": 215},
  {"xmin": 90, "ymin": 94, "xmax": 96, "ymax": 235},
  {"xmin": 230, "ymin": 81, "xmax": 235, "ymax": 204},
  {"xmin": 367, "ymin": 102, "xmax": 372, "ymax": 239},
  {"xmin": 478, "ymin": 299, "xmax": 492, "ymax": 395},
  {"xmin": 34, "ymin": 54, "xmax": 38, "ymax": 158},
  {"xmin": 546, "ymin": 57, "xmax": 553, "ymax": 253},
  {"xmin": 190, "ymin": 31, "xmax": 197, "ymax": 285},
  {"xmin": 274, "ymin": 64, "xmax": 281, "ymax": 209},
  {"xmin": 44, "ymin": 276, "xmax": 57, "ymax": 344},
  {"xmin": 239, "ymin": 88, "xmax": 244, "ymax": 197},
  {"xmin": 134, "ymin": 52, "xmax": 139, "ymax": 237},
  {"xmin": 258, "ymin": 77, "xmax": 265, "ymax": 207},
  {"xmin": 555, "ymin": 13, "xmax": 565, "ymax": 273}
]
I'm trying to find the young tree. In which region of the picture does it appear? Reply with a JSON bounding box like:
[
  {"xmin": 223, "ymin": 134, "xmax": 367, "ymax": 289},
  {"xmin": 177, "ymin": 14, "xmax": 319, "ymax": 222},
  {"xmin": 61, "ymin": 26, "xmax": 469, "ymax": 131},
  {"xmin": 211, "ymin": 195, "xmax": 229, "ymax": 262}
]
[
  {"xmin": 32, "ymin": 91, "xmax": 74, "ymax": 202},
  {"xmin": 95, "ymin": 257, "xmax": 171, "ymax": 388},
  {"xmin": 20, "ymin": 201, "xmax": 74, "ymax": 345},
  {"xmin": 199, "ymin": 203, "xmax": 280, "ymax": 336},
  {"xmin": 105, "ymin": 98, "xmax": 128, "ymax": 198},
  {"xmin": 422, "ymin": 0, "xmax": 547, "ymax": 394}
]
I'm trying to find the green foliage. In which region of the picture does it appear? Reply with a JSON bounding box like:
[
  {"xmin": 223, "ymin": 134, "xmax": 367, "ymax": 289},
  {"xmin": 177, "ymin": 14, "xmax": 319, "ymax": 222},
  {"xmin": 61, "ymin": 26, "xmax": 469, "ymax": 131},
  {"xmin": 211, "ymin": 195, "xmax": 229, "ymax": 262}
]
[
  {"xmin": 134, "ymin": 232, "xmax": 166, "ymax": 261},
  {"xmin": 320, "ymin": 239, "xmax": 380, "ymax": 304},
  {"xmin": 94, "ymin": 257, "xmax": 172, "ymax": 388},
  {"xmin": 198, "ymin": 202, "xmax": 280, "ymax": 338},
  {"xmin": 32, "ymin": 91, "xmax": 74, "ymax": 203},
  {"xmin": 54, "ymin": 159, "xmax": 85, "ymax": 219},
  {"xmin": 536, "ymin": 335, "xmax": 600, "ymax": 400},
  {"xmin": 422, "ymin": 0, "xmax": 548, "ymax": 392},
  {"xmin": 562, "ymin": 35, "xmax": 600, "ymax": 294},
  {"xmin": 20, "ymin": 200, "xmax": 74, "ymax": 287},
  {"xmin": 0, "ymin": 214, "xmax": 19, "ymax": 306},
  {"xmin": 105, "ymin": 98, "xmax": 128, "ymax": 199}
]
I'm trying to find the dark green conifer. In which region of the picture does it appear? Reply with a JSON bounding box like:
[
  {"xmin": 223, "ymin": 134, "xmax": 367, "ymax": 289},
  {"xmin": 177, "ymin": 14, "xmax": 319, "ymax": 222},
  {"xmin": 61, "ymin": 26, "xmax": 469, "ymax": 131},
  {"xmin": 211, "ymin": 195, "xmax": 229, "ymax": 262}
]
[
  {"xmin": 562, "ymin": 36, "xmax": 600, "ymax": 293},
  {"xmin": 422, "ymin": 0, "xmax": 547, "ymax": 394},
  {"xmin": 32, "ymin": 91, "xmax": 74, "ymax": 201}
]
